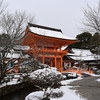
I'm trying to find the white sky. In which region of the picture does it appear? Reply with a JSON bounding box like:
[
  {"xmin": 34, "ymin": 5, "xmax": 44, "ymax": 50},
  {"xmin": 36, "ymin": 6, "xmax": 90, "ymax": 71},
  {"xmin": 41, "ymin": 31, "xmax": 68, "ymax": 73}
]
[{"xmin": 5, "ymin": 0, "xmax": 99, "ymax": 38}]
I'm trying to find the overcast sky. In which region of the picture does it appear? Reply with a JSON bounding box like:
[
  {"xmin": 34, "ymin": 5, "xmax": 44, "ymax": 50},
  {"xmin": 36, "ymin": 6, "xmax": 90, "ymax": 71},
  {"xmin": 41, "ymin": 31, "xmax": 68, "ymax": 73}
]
[{"xmin": 5, "ymin": 0, "xmax": 99, "ymax": 38}]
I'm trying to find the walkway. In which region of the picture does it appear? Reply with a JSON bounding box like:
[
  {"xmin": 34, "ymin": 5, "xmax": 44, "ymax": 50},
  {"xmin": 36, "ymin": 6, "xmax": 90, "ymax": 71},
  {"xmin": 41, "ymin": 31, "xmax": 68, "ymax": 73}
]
[{"xmin": 69, "ymin": 76, "xmax": 100, "ymax": 100}]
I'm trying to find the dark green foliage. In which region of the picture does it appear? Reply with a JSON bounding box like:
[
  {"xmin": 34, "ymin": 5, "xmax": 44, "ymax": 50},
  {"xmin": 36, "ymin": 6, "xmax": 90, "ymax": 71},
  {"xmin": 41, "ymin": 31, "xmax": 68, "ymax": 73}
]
[
  {"xmin": 90, "ymin": 32, "xmax": 100, "ymax": 54},
  {"xmin": 42, "ymin": 97, "xmax": 50, "ymax": 100},
  {"xmin": 0, "ymin": 33, "xmax": 11, "ymax": 46},
  {"xmin": 69, "ymin": 32, "xmax": 92, "ymax": 49},
  {"xmin": 69, "ymin": 31, "xmax": 100, "ymax": 55},
  {"xmin": 0, "ymin": 33, "xmax": 11, "ymax": 81}
]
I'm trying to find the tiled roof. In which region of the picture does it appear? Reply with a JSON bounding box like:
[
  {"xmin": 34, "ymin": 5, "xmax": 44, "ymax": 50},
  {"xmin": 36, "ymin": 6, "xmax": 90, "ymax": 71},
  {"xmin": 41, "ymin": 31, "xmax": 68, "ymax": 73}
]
[
  {"xmin": 28, "ymin": 23, "xmax": 77, "ymax": 40},
  {"xmin": 67, "ymin": 48, "xmax": 98, "ymax": 61}
]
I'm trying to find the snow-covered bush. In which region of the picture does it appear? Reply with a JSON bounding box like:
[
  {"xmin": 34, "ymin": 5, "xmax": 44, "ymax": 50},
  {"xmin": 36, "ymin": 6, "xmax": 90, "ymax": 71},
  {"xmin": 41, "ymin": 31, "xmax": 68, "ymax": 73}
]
[
  {"xmin": 29, "ymin": 67, "xmax": 64, "ymax": 87},
  {"xmin": 25, "ymin": 89, "xmax": 63, "ymax": 100},
  {"xmin": 50, "ymin": 89, "xmax": 63, "ymax": 98},
  {"xmin": 38, "ymin": 63, "xmax": 50, "ymax": 69},
  {"xmin": 20, "ymin": 58, "xmax": 50, "ymax": 73},
  {"xmin": 28, "ymin": 67, "xmax": 64, "ymax": 100},
  {"xmin": 25, "ymin": 91, "xmax": 44, "ymax": 100},
  {"xmin": 20, "ymin": 57, "xmax": 39, "ymax": 73}
]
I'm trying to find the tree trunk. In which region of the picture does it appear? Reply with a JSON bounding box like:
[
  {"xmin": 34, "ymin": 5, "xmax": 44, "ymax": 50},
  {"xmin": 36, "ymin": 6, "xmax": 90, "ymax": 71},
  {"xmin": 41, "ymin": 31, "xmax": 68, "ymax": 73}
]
[{"xmin": 0, "ymin": 63, "xmax": 7, "ymax": 82}]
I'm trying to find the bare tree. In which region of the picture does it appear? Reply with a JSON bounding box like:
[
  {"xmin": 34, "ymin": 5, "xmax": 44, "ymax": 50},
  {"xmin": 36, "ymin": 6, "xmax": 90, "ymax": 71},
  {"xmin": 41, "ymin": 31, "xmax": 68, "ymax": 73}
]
[
  {"xmin": 0, "ymin": 0, "xmax": 7, "ymax": 15},
  {"xmin": 0, "ymin": 0, "xmax": 8, "ymax": 82},
  {"xmin": 82, "ymin": 2, "xmax": 100, "ymax": 33},
  {"xmin": 0, "ymin": 11, "xmax": 36, "ymax": 81},
  {"xmin": 82, "ymin": 2, "xmax": 100, "ymax": 62}
]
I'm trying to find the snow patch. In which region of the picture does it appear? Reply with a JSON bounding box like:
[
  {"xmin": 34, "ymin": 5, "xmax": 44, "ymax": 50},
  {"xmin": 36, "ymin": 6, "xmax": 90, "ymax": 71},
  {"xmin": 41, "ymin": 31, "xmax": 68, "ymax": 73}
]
[
  {"xmin": 25, "ymin": 77, "xmax": 87, "ymax": 100},
  {"xmin": 96, "ymin": 78, "xmax": 100, "ymax": 83}
]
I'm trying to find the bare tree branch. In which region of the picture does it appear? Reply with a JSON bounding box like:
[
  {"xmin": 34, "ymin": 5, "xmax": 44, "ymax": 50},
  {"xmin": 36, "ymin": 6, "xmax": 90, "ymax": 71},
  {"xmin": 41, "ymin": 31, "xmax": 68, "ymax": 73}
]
[
  {"xmin": 0, "ymin": 0, "xmax": 7, "ymax": 15},
  {"xmin": 0, "ymin": 10, "xmax": 36, "ymax": 81},
  {"xmin": 82, "ymin": 2, "xmax": 100, "ymax": 33}
]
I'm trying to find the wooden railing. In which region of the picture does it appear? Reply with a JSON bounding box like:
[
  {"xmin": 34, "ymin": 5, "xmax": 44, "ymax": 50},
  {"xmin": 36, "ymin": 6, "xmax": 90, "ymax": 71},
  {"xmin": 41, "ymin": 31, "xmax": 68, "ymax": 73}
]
[{"xmin": 39, "ymin": 48, "xmax": 68, "ymax": 53}]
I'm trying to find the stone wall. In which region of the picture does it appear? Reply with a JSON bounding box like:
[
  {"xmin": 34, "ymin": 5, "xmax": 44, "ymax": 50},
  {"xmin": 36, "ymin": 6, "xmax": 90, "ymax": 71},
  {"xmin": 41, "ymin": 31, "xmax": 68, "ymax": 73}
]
[{"xmin": 0, "ymin": 81, "xmax": 33, "ymax": 97}]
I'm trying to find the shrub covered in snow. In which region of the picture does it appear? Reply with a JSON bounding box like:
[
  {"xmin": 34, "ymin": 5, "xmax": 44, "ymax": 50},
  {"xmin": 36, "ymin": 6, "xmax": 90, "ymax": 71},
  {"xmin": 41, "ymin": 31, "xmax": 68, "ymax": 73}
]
[
  {"xmin": 29, "ymin": 67, "xmax": 64, "ymax": 87},
  {"xmin": 25, "ymin": 91, "xmax": 44, "ymax": 100},
  {"xmin": 38, "ymin": 63, "xmax": 50, "ymax": 69},
  {"xmin": 25, "ymin": 89, "xmax": 63, "ymax": 100},
  {"xmin": 50, "ymin": 88, "xmax": 63, "ymax": 98},
  {"xmin": 20, "ymin": 58, "xmax": 50, "ymax": 73},
  {"xmin": 28, "ymin": 67, "xmax": 64, "ymax": 100}
]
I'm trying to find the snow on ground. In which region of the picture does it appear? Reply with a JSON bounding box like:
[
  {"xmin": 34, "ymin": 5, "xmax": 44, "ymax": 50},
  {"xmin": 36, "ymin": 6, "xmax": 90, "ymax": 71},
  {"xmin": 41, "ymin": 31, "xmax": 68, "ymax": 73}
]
[
  {"xmin": 0, "ymin": 79, "xmax": 18, "ymax": 88},
  {"xmin": 1, "ymin": 71, "xmax": 100, "ymax": 100},
  {"xmin": 25, "ymin": 77, "xmax": 87, "ymax": 100},
  {"xmin": 96, "ymin": 79, "xmax": 100, "ymax": 83},
  {"xmin": 92, "ymin": 74, "xmax": 100, "ymax": 77},
  {"xmin": 95, "ymin": 75, "xmax": 100, "ymax": 83},
  {"xmin": 51, "ymin": 77, "xmax": 86, "ymax": 100},
  {"xmin": 0, "ymin": 74, "xmax": 21, "ymax": 88}
]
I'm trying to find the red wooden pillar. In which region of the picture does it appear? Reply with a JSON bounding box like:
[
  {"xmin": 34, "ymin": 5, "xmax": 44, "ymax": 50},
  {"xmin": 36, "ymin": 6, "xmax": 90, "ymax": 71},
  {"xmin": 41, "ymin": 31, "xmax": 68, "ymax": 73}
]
[
  {"xmin": 60, "ymin": 56, "xmax": 63, "ymax": 72},
  {"xmin": 42, "ymin": 55, "xmax": 44, "ymax": 64},
  {"xmin": 54, "ymin": 56, "xmax": 57, "ymax": 67},
  {"xmin": 50, "ymin": 60, "xmax": 53, "ymax": 67}
]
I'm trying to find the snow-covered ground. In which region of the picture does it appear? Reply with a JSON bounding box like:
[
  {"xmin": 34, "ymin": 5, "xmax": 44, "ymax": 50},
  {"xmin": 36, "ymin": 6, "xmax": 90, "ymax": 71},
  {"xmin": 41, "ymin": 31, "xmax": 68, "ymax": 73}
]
[
  {"xmin": 0, "ymin": 74, "xmax": 22, "ymax": 88},
  {"xmin": 25, "ymin": 77, "xmax": 87, "ymax": 100},
  {"xmin": 0, "ymin": 74, "xmax": 87, "ymax": 100},
  {"xmin": 96, "ymin": 78, "xmax": 100, "ymax": 83},
  {"xmin": 1, "ymin": 71, "xmax": 100, "ymax": 100}
]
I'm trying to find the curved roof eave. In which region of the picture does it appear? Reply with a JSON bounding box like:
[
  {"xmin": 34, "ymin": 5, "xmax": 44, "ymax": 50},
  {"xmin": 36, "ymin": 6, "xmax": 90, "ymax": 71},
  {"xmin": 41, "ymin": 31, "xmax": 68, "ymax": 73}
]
[{"xmin": 28, "ymin": 26, "xmax": 77, "ymax": 42}]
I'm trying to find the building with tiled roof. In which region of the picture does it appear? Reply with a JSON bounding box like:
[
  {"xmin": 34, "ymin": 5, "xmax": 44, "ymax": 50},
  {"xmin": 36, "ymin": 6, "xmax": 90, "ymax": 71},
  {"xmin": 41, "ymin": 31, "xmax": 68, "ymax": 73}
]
[{"xmin": 22, "ymin": 23, "xmax": 78, "ymax": 72}]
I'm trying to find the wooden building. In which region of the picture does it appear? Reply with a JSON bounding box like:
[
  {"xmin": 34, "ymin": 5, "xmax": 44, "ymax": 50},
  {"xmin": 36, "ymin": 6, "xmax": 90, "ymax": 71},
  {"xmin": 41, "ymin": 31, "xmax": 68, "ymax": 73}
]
[
  {"xmin": 63, "ymin": 48, "xmax": 95, "ymax": 74},
  {"xmin": 22, "ymin": 23, "xmax": 77, "ymax": 72}
]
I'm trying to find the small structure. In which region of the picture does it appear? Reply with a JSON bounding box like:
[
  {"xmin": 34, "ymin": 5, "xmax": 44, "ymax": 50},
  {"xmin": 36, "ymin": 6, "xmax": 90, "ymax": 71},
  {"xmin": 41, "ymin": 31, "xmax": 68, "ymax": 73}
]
[
  {"xmin": 63, "ymin": 48, "xmax": 97, "ymax": 74},
  {"xmin": 22, "ymin": 23, "xmax": 77, "ymax": 72},
  {"xmin": 65, "ymin": 48, "xmax": 98, "ymax": 64},
  {"xmin": 6, "ymin": 46, "xmax": 30, "ymax": 73}
]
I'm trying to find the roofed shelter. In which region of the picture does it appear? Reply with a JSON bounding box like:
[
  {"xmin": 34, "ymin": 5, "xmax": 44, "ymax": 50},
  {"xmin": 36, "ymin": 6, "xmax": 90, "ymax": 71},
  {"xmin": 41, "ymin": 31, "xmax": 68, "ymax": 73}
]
[{"xmin": 22, "ymin": 23, "xmax": 78, "ymax": 72}]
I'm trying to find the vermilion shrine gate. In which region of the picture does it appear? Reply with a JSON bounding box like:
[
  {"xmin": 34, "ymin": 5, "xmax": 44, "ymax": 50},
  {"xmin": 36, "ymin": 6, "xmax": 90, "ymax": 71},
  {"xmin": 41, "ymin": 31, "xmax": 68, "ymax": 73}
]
[{"xmin": 23, "ymin": 23, "xmax": 77, "ymax": 72}]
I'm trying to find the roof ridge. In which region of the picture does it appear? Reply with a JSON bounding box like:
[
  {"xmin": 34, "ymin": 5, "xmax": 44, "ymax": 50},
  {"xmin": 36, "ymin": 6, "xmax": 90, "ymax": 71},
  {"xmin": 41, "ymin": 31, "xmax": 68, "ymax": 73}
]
[{"xmin": 28, "ymin": 23, "xmax": 62, "ymax": 32}]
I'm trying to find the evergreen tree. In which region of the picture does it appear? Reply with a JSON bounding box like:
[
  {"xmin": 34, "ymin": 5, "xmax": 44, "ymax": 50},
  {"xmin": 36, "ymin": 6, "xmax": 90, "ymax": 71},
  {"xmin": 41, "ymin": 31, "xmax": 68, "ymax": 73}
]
[
  {"xmin": 90, "ymin": 32, "xmax": 100, "ymax": 54},
  {"xmin": 68, "ymin": 32, "xmax": 92, "ymax": 49}
]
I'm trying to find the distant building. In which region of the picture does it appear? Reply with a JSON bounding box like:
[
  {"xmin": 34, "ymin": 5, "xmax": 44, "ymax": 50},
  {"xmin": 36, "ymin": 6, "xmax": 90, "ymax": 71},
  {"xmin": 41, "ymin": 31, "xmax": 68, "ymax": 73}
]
[
  {"xmin": 64, "ymin": 48, "xmax": 100, "ymax": 64},
  {"xmin": 63, "ymin": 48, "xmax": 100, "ymax": 74},
  {"xmin": 6, "ymin": 46, "xmax": 30, "ymax": 73}
]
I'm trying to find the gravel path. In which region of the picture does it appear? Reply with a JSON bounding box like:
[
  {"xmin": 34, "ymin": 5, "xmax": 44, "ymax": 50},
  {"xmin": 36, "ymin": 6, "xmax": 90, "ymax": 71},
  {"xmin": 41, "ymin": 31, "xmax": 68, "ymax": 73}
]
[{"xmin": 68, "ymin": 76, "xmax": 100, "ymax": 100}]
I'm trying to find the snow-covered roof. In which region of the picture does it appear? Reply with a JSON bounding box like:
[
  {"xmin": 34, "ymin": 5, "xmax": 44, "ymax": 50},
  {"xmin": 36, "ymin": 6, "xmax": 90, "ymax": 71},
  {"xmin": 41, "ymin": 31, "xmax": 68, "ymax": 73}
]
[
  {"xmin": 6, "ymin": 50, "xmax": 30, "ymax": 59},
  {"xmin": 71, "ymin": 48, "xmax": 93, "ymax": 56},
  {"xmin": 7, "ymin": 52, "xmax": 21, "ymax": 59},
  {"xmin": 28, "ymin": 23, "xmax": 76, "ymax": 40},
  {"xmin": 71, "ymin": 56, "xmax": 95, "ymax": 61},
  {"xmin": 14, "ymin": 45, "xmax": 30, "ymax": 50},
  {"xmin": 61, "ymin": 46, "xmax": 68, "ymax": 50},
  {"xmin": 67, "ymin": 48, "xmax": 96, "ymax": 61}
]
